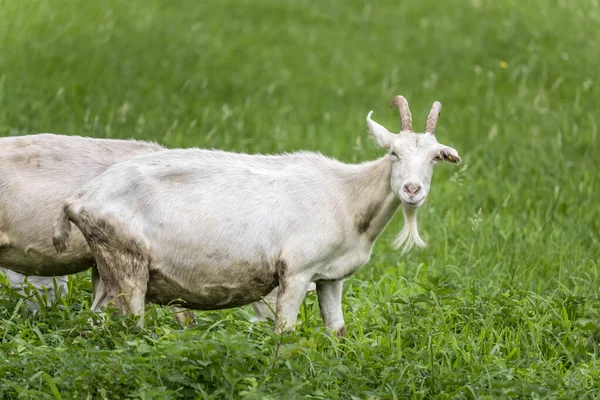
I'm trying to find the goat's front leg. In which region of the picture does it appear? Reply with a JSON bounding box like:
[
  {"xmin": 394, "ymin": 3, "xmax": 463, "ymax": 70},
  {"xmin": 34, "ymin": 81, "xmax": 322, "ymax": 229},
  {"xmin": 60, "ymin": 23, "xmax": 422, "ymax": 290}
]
[
  {"xmin": 275, "ymin": 275, "xmax": 311, "ymax": 332},
  {"xmin": 316, "ymin": 279, "xmax": 345, "ymax": 336}
]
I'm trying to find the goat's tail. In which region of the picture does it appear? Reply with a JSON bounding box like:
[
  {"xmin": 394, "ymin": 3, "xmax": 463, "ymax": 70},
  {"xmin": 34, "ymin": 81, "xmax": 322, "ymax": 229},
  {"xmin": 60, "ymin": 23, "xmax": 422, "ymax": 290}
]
[{"xmin": 52, "ymin": 204, "xmax": 72, "ymax": 253}]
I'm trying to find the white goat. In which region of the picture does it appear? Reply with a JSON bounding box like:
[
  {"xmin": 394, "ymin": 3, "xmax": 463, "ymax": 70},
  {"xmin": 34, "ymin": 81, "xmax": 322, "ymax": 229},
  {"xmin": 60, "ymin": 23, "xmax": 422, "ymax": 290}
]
[
  {"xmin": 0, "ymin": 134, "xmax": 293, "ymax": 320},
  {"xmin": 54, "ymin": 96, "xmax": 461, "ymax": 333}
]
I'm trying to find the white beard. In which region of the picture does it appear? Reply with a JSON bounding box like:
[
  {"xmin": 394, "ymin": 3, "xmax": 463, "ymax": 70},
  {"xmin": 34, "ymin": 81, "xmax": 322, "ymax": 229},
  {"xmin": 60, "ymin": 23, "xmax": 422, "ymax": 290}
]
[{"xmin": 393, "ymin": 204, "xmax": 426, "ymax": 253}]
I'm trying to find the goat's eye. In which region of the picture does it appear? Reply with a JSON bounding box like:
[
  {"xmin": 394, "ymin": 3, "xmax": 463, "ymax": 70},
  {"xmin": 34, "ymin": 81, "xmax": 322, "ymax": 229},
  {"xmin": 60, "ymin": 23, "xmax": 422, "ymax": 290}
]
[{"xmin": 390, "ymin": 151, "xmax": 399, "ymax": 158}]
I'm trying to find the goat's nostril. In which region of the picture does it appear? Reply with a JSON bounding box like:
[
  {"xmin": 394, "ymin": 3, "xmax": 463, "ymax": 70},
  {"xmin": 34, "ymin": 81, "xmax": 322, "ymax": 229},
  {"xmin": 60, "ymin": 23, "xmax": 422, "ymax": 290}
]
[{"xmin": 403, "ymin": 183, "xmax": 422, "ymax": 196}]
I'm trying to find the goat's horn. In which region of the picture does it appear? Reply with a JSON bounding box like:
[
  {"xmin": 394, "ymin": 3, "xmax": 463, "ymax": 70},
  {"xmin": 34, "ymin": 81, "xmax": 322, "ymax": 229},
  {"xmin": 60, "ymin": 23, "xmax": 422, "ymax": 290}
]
[
  {"xmin": 425, "ymin": 101, "xmax": 442, "ymax": 134},
  {"xmin": 389, "ymin": 95, "xmax": 412, "ymax": 132}
]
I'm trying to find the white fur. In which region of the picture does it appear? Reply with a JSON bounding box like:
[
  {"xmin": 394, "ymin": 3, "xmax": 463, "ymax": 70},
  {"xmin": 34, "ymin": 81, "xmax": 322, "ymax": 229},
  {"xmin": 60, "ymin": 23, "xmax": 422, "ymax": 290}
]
[{"xmin": 393, "ymin": 205, "xmax": 426, "ymax": 253}]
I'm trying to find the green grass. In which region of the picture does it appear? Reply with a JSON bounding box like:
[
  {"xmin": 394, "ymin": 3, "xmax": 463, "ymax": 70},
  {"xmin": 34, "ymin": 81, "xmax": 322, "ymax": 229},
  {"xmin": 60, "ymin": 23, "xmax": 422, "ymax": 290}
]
[{"xmin": 1, "ymin": 0, "xmax": 600, "ymax": 398}]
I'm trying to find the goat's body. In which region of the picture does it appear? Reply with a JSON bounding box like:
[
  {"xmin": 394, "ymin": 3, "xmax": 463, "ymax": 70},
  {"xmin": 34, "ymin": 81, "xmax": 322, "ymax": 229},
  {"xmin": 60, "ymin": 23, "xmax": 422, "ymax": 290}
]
[{"xmin": 60, "ymin": 149, "xmax": 399, "ymax": 327}]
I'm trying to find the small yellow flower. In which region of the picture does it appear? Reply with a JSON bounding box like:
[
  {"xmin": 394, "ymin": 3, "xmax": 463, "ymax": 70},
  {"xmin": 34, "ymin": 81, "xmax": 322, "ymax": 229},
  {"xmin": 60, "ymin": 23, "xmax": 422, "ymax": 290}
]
[{"xmin": 499, "ymin": 61, "xmax": 508, "ymax": 69}]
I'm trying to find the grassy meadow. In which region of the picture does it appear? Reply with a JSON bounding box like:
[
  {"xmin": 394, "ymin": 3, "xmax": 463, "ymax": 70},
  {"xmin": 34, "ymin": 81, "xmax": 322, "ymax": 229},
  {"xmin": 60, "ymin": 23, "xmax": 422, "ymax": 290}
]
[{"xmin": 1, "ymin": 0, "xmax": 599, "ymax": 398}]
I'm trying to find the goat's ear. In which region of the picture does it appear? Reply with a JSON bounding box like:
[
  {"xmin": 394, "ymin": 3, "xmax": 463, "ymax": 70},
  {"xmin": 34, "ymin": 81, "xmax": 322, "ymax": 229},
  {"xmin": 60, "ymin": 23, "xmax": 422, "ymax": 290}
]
[
  {"xmin": 439, "ymin": 146, "xmax": 461, "ymax": 165},
  {"xmin": 366, "ymin": 111, "xmax": 394, "ymax": 149}
]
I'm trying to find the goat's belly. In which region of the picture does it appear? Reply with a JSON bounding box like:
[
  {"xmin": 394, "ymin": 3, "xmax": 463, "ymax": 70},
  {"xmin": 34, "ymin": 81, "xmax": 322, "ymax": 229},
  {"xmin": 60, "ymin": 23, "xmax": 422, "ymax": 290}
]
[
  {"xmin": 145, "ymin": 268, "xmax": 279, "ymax": 310},
  {"xmin": 0, "ymin": 248, "xmax": 93, "ymax": 276}
]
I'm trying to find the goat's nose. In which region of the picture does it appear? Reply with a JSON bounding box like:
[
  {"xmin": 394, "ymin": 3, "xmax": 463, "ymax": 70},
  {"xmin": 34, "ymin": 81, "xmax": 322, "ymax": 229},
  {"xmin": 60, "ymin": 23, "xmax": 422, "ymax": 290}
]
[{"xmin": 403, "ymin": 183, "xmax": 422, "ymax": 196}]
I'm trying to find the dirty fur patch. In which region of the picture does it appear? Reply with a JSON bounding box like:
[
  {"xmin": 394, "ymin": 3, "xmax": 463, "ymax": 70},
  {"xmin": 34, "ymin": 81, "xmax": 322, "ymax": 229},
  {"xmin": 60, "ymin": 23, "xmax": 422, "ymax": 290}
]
[
  {"xmin": 355, "ymin": 200, "xmax": 383, "ymax": 235},
  {"xmin": 71, "ymin": 209, "xmax": 150, "ymax": 313},
  {"xmin": 146, "ymin": 265, "xmax": 279, "ymax": 310}
]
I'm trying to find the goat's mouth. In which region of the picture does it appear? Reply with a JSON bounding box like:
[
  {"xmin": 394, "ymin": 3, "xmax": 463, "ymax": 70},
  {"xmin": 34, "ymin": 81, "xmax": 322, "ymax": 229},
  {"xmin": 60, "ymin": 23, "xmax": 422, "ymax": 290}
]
[{"xmin": 402, "ymin": 197, "xmax": 426, "ymax": 208}]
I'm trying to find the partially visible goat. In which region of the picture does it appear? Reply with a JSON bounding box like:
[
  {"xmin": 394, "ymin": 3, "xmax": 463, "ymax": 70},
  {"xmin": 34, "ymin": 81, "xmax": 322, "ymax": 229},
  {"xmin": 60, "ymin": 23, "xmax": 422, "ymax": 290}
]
[{"xmin": 55, "ymin": 95, "xmax": 462, "ymax": 334}]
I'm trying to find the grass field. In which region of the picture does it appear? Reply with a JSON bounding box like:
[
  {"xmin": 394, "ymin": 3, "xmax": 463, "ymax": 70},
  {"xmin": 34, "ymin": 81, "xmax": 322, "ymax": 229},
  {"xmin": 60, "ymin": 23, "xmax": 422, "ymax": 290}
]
[{"xmin": 1, "ymin": 0, "xmax": 599, "ymax": 398}]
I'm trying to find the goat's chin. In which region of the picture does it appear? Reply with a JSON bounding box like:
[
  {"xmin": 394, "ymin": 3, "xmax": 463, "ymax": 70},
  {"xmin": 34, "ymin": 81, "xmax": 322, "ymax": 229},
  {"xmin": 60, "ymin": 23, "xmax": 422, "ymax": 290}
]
[
  {"xmin": 400, "ymin": 196, "xmax": 426, "ymax": 209},
  {"xmin": 393, "ymin": 204, "xmax": 426, "ymax": 254}
]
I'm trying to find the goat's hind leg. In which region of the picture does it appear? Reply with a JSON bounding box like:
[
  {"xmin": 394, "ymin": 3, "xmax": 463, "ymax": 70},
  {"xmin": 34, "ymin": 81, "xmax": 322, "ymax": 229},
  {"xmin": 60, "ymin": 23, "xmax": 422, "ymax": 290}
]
[
  {"xmin": 74, "ymin": 213, "xmax": 150, "ymax": 326},
  {"xmin": 87, "ymin": 249, "xmax": 148, "ymax": 325},
  {"xmin": 90, "ymin": 266, "xmax": 109, "ymax": 312},
  {"xmin": 93, "ymin": 248, "xmax": 149, "ymax": 327}
]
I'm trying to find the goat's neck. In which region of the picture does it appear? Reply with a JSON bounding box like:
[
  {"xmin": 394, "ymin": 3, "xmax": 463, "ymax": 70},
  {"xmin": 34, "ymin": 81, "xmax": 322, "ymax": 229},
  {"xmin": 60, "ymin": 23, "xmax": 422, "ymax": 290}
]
[{"xmin": 341, "ymin": 155, "xmax": 400, "ymax": 242}]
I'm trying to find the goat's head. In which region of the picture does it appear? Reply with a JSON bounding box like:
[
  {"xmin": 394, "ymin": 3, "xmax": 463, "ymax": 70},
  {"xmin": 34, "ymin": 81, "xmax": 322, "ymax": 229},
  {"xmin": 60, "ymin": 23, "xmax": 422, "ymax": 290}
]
[{"xmin": 366, "ymin": 95, "xmax": 462, "ymax": 251}]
